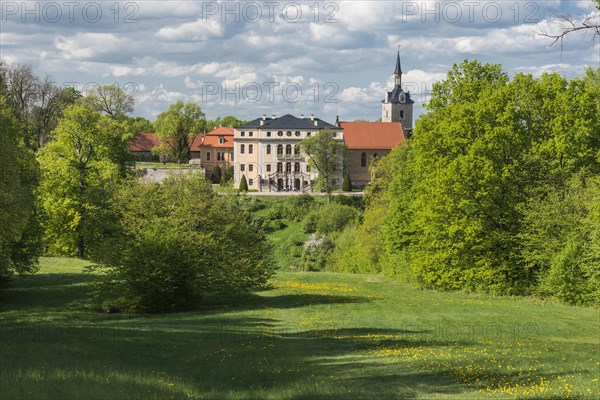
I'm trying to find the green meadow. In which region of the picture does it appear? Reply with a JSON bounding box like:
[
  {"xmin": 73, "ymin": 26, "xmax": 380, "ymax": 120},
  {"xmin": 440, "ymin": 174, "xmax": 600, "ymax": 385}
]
[{"xmin": 0, "ymin": 257, "xmax": 598, "ymax": 399}]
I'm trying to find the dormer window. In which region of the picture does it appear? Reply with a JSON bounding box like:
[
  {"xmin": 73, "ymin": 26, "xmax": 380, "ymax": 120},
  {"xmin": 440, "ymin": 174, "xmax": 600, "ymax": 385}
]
[
  {"xmin": 241, "ymin": 131, "xmax": 245, "ymax": 137},
  {"xmin": 218, "ymin": 136, "xmax": 225, "ymax": 144}
]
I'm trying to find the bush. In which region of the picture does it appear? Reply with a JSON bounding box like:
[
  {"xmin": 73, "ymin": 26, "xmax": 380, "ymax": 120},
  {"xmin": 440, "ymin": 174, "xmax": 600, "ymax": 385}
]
[
  {"xmin": 303, "ymin": 211, "xmax": 319, "ymax": 233},
  {"xmin": 315, "ymin": 203, "xmax": 359, "ymax": 234},
  {"xmin": 342, "ymin": 173, "xmax": 352, "ymax": 191},
  {"xmin": 301, "ymin": 233, "xmax": 334, "ymax": 271},
  {"xmin": 284, "ymin": 194, "xmax": 316, "ymax": 221},
  {"xmin": 90, "ymin": 174, "xmax": 274, "ymax": 313},
  {"xmin": 212, "ymin": 165, "xmax": 222, "ymax": 183},
  {"xmin": 239, "ymin": 175, "xmax": 248, "ymax": 192}
]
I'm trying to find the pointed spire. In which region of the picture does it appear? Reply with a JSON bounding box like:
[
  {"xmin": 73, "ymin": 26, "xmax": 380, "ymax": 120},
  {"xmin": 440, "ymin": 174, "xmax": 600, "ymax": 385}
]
[{"xmin": 394, "ymin": 45, "xmax": 402, "ymax": 75}]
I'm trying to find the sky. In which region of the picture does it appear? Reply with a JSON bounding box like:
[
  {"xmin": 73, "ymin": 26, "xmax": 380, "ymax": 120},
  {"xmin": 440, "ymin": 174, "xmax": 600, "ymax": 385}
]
[{"xmin": 1, "ymin": 0, "xmax": 598, "ymax": 124}]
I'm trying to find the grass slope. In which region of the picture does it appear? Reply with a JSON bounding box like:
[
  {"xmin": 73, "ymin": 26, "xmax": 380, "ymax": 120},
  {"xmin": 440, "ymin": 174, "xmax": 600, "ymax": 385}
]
[{"xmin": 0, "ymin": 258, "xmax": 598, "ymax": 399}]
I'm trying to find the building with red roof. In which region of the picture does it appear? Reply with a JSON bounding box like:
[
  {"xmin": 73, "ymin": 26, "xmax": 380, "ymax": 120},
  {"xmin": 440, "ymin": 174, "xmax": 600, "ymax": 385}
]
[
  {"xmin": 339, "ymin": 121, "xmax": 405, "ymax": 187},
  {"xmin": 190, "ymin": 126, "xmax": 235, "ymax": 181},
  {"xmin": 129, "ymin": 132, "xmax": 160, "ymax": 161}
]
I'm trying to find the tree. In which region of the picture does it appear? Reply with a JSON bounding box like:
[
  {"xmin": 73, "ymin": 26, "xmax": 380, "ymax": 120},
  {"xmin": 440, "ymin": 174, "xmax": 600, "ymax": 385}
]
[
  {"xmin": 32, "ymin": 79, "xmax": 80, "ymax": 148},
  {"xmin": 6, "ymin": 64, "xmax": 38, "ymax": 149},
  {"xmin": 90, "ymin": 174, "xmax": 274, "ymax": 313},
  {"xmin": 239, "ymin": 175, "xmax": 248, "ymax": 192},
  {"xmin": 154, "ymin": 100, "xmax": 205, "ymax": 164},
  {"xmin": 538, "ymin": 0, "xmax": 599, "ymax": 50},
  {"xmin": 37, "ymin": 102, "xmax": 131, "ymax": 258},
  {"xmin": 212, "ymin": 165, "xmax": 222, "ymax": 183},
  {"xmin": 86, "ymin": 84, "xmax": 135, "ymax": 120},
  {"xmin": 342, "ymin": 172, "xmax": 352, "ymax": 191},
  {"xmin": 299, "ymin": 128, "xmax": 346, "ymax": 196},
  {"xmin": 214, "ymin": 115, "xmax": 249, "ymax": 127},
  {"xmin": 0, "ymin": 95, "xmax": 41, "ymax": 285}
]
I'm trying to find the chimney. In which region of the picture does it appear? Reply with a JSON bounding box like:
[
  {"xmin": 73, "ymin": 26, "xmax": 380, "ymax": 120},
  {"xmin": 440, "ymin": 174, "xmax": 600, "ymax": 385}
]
[
  {"xmin": 335, "ymin": 115, "xmax": 339, "ymax": 126},
  {"xmin": 310, "ymin": 114, "xmax": 314, "ymax": 121},
  {"xmin": 313, "ymin": 120, "xmax": 318, "ymax": 127},
  {"xmin": 271, "ymin": 114, "xmax": 276, "ymax": 119},
  {"xmin": 300, "ymin": 114, "xmax": 304, "ymax": 119}
]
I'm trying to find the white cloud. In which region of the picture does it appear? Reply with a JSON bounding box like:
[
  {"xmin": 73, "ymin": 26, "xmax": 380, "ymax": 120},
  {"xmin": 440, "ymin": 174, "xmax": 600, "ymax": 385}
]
[
  {"xmin": 55, "ymin": 33, "xmax": 127, "ymax": 60},
  {"xmin": 156, "ymin": 19, "xmax": 224, "ymax": 41}
]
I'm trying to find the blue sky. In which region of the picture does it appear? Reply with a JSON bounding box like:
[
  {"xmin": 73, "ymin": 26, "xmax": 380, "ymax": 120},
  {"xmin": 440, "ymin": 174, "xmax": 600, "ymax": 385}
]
[{"xmin": 1, "ymin": 0, "xmax": 598, "ymax": 124}]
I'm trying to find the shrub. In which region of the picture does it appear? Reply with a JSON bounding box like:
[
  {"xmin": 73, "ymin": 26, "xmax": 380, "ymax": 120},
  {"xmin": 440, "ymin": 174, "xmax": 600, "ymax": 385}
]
[
  {"xmin": 212, "ymin": 165, "xmax": 222, "ymax": 183},
  {"xmin": 303, "ymin": 211, "xmax": 319, "ymax": 233},
  {"xmin": 315, "ymin": 203, "xmax": 359, "ymax": 234},
  {"xmin": 301, "ymin": 233, "xmax": 334, "ymax": 271},
  {"xmin": 90, "ymin": 174, "xmax": 274, "ymax": 313},
  {"xmin": 239, "ymin": 175, "xmax": 248, "ymax": 192},
  {"xmin": 342, "ymin": 173, "xmax": 352, "ymax": 191}
]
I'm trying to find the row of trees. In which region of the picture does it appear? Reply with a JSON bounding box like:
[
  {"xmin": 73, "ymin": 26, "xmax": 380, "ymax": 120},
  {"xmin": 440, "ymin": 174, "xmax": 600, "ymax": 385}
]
[{"xmin": 331, "ymin": 61, "xmax": 599, "ymax": 306}]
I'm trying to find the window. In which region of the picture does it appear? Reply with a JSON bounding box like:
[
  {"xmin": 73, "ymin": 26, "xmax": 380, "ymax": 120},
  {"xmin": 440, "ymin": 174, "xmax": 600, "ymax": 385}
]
[
  {"xmin": 332, "ymin": 132, "xmax": 336, "ymax": 137},
  {"xmin": 241, "ymin": 131, "xmax": 245, "ymax": 137},
  {"xmin": 249, "ymin": 144, "xmax": 253, "ymax": 154},
  {"xmin": 218, "ymin": 136, "xmax": 225, "ymax": 144},
  {"xmin": 295, "ymin": 131, "xmax": 301, "ymax": 137},
  {"xmin": 249, "ymin": 164, "xmax": 253, "ymax": 172},
  {"xmin": 277, "ymin": 131, "xmax": 283, "ymax": 137},
  {"xmin": 361, "ymin": 152, "xmax": 367, "ymax": 167},
  {"xmin": 206, "ymin": 152, "xmax": 211, "ymax": 161},
  {"xmin": 267, "ymin": 132, "xmax": 271, "ymax": 137},
  {"xmin": 198, "ymin": 151, "xmax": 202, "ymax": 160},
  {"xmin": 240, "ymin": 164, "xmax": 245, "ymax": 172},
  {"xmin": 266, "ymin": 164, "xmax": 272, "ymax": 172},
  {"xmin": 286, "ymin": 144, "xmax": 292, "ymax": 155},
  {"xmin": 277, "ymin": 144, "xmax": 283, "ymax": 155},
  {"xmin": 294, "ymin": 145, "xmax": 300, "ymax": 155},
  {"xmin": 286, "ymin": 131, "xmax": 292, "ymax": 137},
  {"xmin": 386, "ymin": 110, "xmax": 389, "ymax": 118},
  {"xmin": 294, "ymin": 162, "xmax": 300, "ymax": 172},
  {"xmin": 230, "ymin": 152, "xmax": 234, "ymax": 161},
  {"xmin": 217, "ymin": 152, "xmax": 225, "ymax": 161},
  {"xmin": 286, "ymin": 162, "xmax": 292, "ymax": 173},
  {"xmin": 400, "ymin": 110, "xmax": 405, "ymax": 119},
  {"xmin": 266, "ymin": 144, "xmax": 271, "ymax": 154},
  {"xmin": 249, "ymin": 179, "xmax": 253, "ymax": 186},
  {"xmin": 240, "ymin": 144, "xmax": 245, "ymax": 154},
  {"xmin": 249, "ymin": 132, "xmax": 253, "ymax": 137},
  {"xmin": 307, "ymin": 132, "xmax": 312, "ymax": 137},
  {"xmin": 277, "ymin": 162, "xmax": 283, "ymax": 172},
  {"xmin": 306, "ymin": 164, "xmax": 311, "ymax": 172}
]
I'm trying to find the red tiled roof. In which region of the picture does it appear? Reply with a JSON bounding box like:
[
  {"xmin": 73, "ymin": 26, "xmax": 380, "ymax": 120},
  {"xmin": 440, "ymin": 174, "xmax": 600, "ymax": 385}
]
[
  {"xmin": 339, "ymin": 122, "xmax": 405, "ymax": 150},
  {"xmin": 190, "ymin": 126, "xmax": 234, "ymax": 151},
  {"xmin": 130, "ymin": 132, "xmax": 160, "ymax": 152}
]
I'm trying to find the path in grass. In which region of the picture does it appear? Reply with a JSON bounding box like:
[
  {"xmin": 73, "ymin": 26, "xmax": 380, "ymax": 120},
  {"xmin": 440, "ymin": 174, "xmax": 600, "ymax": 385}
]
[{"xmin": 0, "ymin": 258, "xmax": 598, "ymax": 399}]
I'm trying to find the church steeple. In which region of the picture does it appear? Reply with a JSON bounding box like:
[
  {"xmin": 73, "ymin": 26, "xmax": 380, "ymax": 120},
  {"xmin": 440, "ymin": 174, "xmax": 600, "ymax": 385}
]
[{"xmin": 394, "ymin": 48, "xmax": 402, "ymax": 87}]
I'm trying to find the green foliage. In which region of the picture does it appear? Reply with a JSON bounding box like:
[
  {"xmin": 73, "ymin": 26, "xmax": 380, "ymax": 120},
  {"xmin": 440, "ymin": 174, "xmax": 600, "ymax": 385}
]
[
  {"xmin": 212, "ymin": 165, "xmax": 222, "ymax": 183},
  {"xmin": 343, "ymin": 61, "xmax": 600, "ymax": 304},
  {"xmin": 221, "ymin": 166, "xmax": 234, "ymax": 186},
  {"xmin": 239, "ymin": 175, "xmax": 249, "ymax": 192},
  {"xmin": 300, "ymin": 129, "xmax": 346, "ymax": 194},
  {"xmin": 154, "ymin": 100, "xmax": 205, "ymax": 164},
  {"xmin": 0, "ymin": 95, "xmax": 40, "ymax": 285},
  {"xmin": 342, "ymin": 173, "xmax": 352, "ymax": 191},
  {"xmin": 301, "ymin": 234, "xmax": 334, "ymax": 271},
  {"xmin": 90, "ymin": 174, "xmax": 274, "ymax": 313},
  {"xmin": 36, "ymin": 102, "xmax": 129, "ymax": 258},
  {"xmin": 303, "ymin": 202, "xmax": 359, "ymax": 235}
]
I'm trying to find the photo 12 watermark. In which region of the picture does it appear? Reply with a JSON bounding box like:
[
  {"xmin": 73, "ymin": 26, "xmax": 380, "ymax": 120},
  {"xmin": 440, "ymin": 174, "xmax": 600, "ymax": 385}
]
[{"xmin": 0, "ymin": 1, "xmax": 139, "ymax": 23}]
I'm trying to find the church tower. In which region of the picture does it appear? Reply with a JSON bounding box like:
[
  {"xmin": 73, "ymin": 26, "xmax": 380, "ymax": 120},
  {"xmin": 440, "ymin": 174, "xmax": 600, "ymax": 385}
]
[{"xmin": 382, "ymin": 50, "xmax": 414, "ymax": 135}]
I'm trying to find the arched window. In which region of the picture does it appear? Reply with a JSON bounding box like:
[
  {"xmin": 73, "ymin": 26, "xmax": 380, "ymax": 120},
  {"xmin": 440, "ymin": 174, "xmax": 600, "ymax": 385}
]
[
  {"xmin": 277, "ymin": 144, "xmax": 283, "ymax": 155},
  {"xmin": 248, "ymin": 144, "xmax": 253, "ymax": 154},
  {"xmin": 294, "ymin": 162, "xmax": 300, "ymax": 173},
  {"xmin": 361, "ymin": 152, "xmax": 367, "ymax": 167},
  {"xmin": 266, "ymin": 144, "xmax": 271, "ymax": 154},
  {"xmin": 286, "ymin": 162, "xmax": 292, "ymax": 173},
  {"xmin": 286, "ymin": 144, "xmax": 292, "ymax": 155},
  {"xmin": 294, "ymin": 145, "xmax": 300, "ymax": 155},
  {"xmin": 277, "ymin": 162, "xmax": 283, "ymax": 172},
  {"xmin": 240, "ymin": 144, "xmax": 245, "ymax": 154}
]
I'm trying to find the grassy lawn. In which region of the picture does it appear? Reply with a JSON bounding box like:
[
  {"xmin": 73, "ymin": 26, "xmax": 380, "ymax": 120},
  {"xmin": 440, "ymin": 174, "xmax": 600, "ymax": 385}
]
[{"xmin": 0, "ymin": 258, "xmax": 598, "ymax": 399}]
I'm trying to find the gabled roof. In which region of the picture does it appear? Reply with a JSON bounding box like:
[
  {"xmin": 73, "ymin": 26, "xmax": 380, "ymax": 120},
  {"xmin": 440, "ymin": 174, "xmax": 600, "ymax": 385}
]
[
  {"xmin": 130, "ymin": 132, "xmax": 160, "ymax": 152},
  {"xmin": 339, "ymin": 122, "xmax": 405, "ymax": 150},
  {"xmin": 190, "ymin": 126, "xmax": 234, "ymax": 151},
  {"xmin": 236, "ymin": 114, "xmax": 341, "ymax": 130}
]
